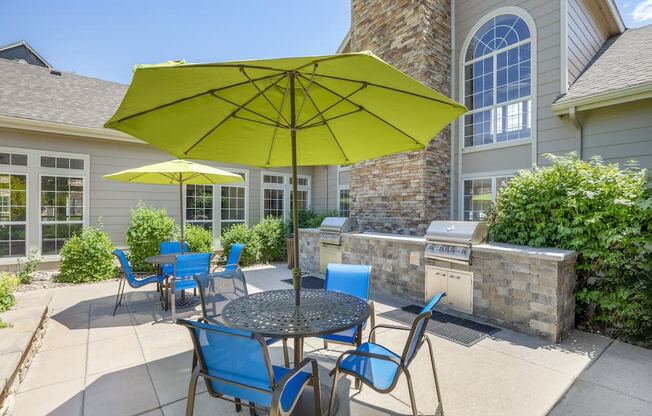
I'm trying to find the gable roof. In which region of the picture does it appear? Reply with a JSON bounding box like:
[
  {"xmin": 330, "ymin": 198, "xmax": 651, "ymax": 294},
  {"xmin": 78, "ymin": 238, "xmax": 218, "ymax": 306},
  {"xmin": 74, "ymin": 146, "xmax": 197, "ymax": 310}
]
[
  {"xmin": 0, "ymin": 40, "xmax": 52, "ymax": 68},
  {"xmin": 0, "ymin": 58, "xmax": 137, "ymax": 141},
  {"xmin": 553, "ymin": 24, "xmax": 652, "ymax": 114}
]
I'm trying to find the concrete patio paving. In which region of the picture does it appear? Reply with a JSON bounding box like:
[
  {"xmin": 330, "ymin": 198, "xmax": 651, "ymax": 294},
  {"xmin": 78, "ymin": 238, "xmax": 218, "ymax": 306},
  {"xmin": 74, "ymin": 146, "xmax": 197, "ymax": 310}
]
[{"xmin": 9, "ymin": 264, "xmax": 652, "ymax": 416}]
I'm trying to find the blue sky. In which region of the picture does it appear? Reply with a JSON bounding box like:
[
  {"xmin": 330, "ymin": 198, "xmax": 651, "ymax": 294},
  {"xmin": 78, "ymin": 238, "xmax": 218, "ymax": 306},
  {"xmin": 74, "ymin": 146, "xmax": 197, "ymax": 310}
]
[
  {"xmin": 0, "ymin": 0, "xmax": 350, "ymax": 84},
  {"xmin": 0, "ymin": 1, "xmax": 649, "ymax": 84}
]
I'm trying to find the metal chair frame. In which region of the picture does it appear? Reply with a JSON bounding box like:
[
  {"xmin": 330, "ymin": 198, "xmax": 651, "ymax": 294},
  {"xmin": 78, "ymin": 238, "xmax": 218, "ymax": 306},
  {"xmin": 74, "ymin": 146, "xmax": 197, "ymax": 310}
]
[
  {"xmin": 327, "ymin": 304, "xmax": 445, "ymax": 416},
  {"xmin": 178, "ymin": 319, "xmax": 322, "ymax": 416},
  {"xmin": 193, "ymin": 270, "xmax": 290, "ymax": 367},
  {"xmin": 112, "ymin": 249, "xmax": 164, "ymax": 316},
  {"xmin": 170, "ymin": 253, "xmax": 212, "ymax": 320}
]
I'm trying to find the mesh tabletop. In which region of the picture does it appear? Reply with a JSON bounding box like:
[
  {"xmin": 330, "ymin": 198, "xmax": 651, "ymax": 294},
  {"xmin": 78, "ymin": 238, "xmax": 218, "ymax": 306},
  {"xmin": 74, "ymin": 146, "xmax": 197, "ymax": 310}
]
[{"xmin": 222, "ymin": 289, "xmax": 370, "ymax": 338}]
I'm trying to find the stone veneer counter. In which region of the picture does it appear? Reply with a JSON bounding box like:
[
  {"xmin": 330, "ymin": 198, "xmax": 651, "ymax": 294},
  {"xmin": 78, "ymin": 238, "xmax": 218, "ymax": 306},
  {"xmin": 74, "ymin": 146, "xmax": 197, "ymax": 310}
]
[{"xmin": 298, "ymin": 229, "xmax": 577, "ymax": 342}]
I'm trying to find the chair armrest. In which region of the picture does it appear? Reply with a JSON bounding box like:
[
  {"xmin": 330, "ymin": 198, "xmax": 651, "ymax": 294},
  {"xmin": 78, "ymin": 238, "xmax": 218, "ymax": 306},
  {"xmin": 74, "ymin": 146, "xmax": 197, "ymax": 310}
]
[
  {"xmin": 330, "ymin": 348, "xmax": 401, "ymax": 377},
  {"xmin": 368, "ymin": 323, "xmax": 410, "ymax": 342},
  {"xmin": 273, "ymin": 358, "xmax": 319, "ymax": 413}
]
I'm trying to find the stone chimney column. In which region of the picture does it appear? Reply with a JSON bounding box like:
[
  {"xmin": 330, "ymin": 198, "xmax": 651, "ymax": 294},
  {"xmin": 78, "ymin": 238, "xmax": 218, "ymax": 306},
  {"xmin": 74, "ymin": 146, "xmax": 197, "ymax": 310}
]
[{"xmin": 349, "ymin": 0, "xmax": 452, "ymax": 235}]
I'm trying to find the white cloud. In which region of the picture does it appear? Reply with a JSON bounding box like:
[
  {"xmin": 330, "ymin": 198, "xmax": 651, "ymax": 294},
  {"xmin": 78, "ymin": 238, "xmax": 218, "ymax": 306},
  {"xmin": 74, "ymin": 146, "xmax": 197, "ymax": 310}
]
[{"xmin": 632, "ymin": 0, "xmax": 652, "ymax": 22}]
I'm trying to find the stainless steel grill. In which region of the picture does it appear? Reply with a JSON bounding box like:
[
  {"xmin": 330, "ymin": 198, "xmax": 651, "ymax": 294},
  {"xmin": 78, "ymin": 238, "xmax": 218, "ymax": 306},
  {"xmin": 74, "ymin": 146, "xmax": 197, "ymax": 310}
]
[
  {"xmin": 319, "ymin": 217, "xmax": 357, "ymax": 246},
  {"xmin": 424, "ymin": 221, "xmax": 487, "ymax": 264}
]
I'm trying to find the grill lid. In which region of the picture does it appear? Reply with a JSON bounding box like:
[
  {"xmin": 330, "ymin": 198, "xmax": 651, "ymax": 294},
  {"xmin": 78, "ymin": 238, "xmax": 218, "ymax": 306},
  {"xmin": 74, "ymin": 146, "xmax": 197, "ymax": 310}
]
[
  {"xmin": 425, "ymin": 221, "xmax": 487, "ymax": 245},
  {"xmin": 319, "ymin": 217, "xmax": 356, "ymax": 233}
]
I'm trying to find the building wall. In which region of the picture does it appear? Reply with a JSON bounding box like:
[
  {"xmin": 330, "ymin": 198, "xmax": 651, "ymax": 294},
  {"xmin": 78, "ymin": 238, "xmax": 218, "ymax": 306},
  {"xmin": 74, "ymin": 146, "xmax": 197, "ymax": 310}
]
[
  {"xmin": 567, "ymin": 0, "xmax": 608, "ymax": 86},
  {"xmin": 0, "ymin": 128, "xmax": 315, "ymax": 263},
  {"xmin": 348, "ymin": 0, "xmax": 452, "ymax": 235},
  {"xmin": 452, "ymin": 0, "xmax": 576, "ymax": 218},
  {"xmin": 580, "ymin": 99, "xmax": 652, "ymax": 169}
]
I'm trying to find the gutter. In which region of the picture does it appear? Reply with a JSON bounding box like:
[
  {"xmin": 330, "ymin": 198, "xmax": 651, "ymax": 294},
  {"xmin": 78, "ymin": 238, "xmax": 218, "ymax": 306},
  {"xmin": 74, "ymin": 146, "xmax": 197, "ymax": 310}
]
[
  {"xmin": 551, "ymin": 81, "xmax": 652, "ymax": 115},
  {"xmin": 0, "ymin": 115, "xmax": 143, "ymax": 144},
  {"xmin": 568, "ymin": 106, "xmax": 583, "ymax": 159}
]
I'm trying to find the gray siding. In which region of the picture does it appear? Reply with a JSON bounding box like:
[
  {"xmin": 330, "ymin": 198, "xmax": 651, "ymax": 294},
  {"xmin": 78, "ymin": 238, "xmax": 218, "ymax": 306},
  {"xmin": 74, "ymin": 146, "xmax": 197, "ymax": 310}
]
[
  {"xmin": 580, "ymin": 99, "xmax": 652, "ymax": 169},
  {"xmin": 567, "ymin": 0, "xmax": 608, "ymax": 86},
  {"xmin": 453, "ymin": 0, "xmax": 576, "ymax": 218},
  {"xmin": 0, "ymin": 129, "xmax": 318, "ymax": 254},
  {"xmin": 311, "ymin": 166, "xmax": 337, "ymax": 212}
]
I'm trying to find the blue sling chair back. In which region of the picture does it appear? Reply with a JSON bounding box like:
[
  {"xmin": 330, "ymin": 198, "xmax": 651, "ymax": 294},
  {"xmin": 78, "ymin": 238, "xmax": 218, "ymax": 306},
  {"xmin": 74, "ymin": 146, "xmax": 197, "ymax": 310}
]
[
  {"xmin": 222, "ymin": 242, "xmax": 245, "ymax": 272},
  {"xmin": 320, "ymin": 264, "xmax": 376, "ymax": 351},
  {"xmin": 159, "ymin": 241, "xmax": 188, "ymax": 277},
  {"xmin": 328, "ymin": 291, "xmax": 447, "ymax": 416},
  {"xmin": 112, "ymin": 249, "xmax": 165, "ymax": 315},
  {"xmin": 177, "ymin": 319, "xmax": 322, "ymax": 416},
  {"xmin": 170, "ymin": 252, "xmax": 211, "ymax": 320}
]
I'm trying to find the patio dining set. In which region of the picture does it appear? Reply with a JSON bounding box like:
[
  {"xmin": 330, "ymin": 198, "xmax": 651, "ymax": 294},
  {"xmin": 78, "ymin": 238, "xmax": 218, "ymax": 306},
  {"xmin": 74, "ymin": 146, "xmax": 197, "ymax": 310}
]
[{"xmin": 111, "ymin": 242, "xmax": 446, "ymax": 416}]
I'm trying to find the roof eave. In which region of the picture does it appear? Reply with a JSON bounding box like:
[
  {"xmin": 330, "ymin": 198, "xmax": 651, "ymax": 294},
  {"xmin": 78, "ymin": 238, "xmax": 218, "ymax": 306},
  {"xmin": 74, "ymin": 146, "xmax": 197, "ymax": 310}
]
[
  {"xmin": 552, "ymin": 82, "xmax": 652, "ymax": 115},
  {"xmin": 0, "ymin": 115, "xmax": 143, "ymax": 143}
]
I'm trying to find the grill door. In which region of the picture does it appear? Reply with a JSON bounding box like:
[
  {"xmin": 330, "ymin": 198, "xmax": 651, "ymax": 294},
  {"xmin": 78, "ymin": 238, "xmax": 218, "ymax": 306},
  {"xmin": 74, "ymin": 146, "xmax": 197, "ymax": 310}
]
[{"xmin": 447, "ymin": 270, "xmax": 473, "ymax": 314}]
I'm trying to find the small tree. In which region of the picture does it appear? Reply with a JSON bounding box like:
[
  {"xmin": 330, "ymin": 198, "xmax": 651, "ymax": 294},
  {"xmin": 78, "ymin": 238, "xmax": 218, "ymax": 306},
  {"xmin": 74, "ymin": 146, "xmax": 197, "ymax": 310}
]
[
  {"xmin": 58, "ymin": 226, "xmax": 118, "ymax": 283},
  {"xmin": 126, "ymin": 203, "xmax": 176, "ymax": 272}
]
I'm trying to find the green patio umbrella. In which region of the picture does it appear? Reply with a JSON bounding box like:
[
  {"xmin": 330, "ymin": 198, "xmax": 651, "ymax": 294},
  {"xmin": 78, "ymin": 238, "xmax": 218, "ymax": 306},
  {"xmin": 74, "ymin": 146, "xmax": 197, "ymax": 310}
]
[
  {"xmin": 103, "ymin": 159, "xmax": 243, "ymax": 241},
  {"xmin": 104, "ymin": 51, "xmax": 467, "ymax": 306}
]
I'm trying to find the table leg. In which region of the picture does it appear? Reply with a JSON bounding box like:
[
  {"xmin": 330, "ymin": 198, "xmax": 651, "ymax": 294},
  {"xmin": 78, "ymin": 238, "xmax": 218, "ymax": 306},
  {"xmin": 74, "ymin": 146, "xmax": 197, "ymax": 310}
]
[
  {"xmin": 354, "ymin": 324, "xmax": 363, "ymax": 390},
  {"xmin": 293, "ymin": 337, "xmax": 303, "ymax": 368},
  {"xmin": 164, "ymin": 276, "xmax": 170, "ymax": 311}
]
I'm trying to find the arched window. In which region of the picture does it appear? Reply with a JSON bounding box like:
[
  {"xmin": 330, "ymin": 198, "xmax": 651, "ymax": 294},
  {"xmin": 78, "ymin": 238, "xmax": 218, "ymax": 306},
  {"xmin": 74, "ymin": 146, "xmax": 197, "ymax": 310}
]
[{"xmin": 463, "ymin": 14, "xmax": 532, "ymax": 147}]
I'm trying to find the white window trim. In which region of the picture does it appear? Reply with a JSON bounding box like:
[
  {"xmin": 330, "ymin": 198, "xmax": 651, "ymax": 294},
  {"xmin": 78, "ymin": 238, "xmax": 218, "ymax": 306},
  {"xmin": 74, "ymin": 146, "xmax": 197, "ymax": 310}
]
[
  {"xmin": 0, "ymin": 171, "xmax": 29, "ymax": 261},
  {"xmin": 458, "ymin": 6, "xmax": 538, "ymax": 161},
  {"xmin": 260, "ymin": 171, "xmax": 311, "ymax": 222},
  {"xmin": 459, "ymin": 170, "xmax": 515, "ymax": 220},
  {"xmin": 337, "ymin": 185, "xmax": 350, "ymax": 217}
]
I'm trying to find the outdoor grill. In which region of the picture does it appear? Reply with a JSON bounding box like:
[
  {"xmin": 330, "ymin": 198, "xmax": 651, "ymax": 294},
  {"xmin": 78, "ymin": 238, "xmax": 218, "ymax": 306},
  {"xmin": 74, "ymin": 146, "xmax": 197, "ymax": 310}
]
[
  {"xmin": 424, "ymin": 221, "xmax": 487, "ymax": 265},
  {"xmin": 319, "ymin": 217, "xmax": 357, "ymax": 246}
]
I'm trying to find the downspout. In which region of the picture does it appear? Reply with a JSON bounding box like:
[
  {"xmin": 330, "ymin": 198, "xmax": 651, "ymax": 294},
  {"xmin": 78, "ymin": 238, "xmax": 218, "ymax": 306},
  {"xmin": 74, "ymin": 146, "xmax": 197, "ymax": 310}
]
[
  {"xmin": 449, "ymin": 0, "xmax": 456, "ymax": 220},
  {"xmin": 569, "ymin": 106, "xmax": 583, "ymax": 159}
]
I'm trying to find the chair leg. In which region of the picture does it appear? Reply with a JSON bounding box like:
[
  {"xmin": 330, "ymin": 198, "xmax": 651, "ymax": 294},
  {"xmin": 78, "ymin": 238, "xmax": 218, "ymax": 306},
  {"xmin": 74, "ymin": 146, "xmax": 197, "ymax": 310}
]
[
  {"xmin": 425, "ymin": 336, "xmax": 444, "ymax": 416},
  {"xmin": 248, "ymin": 402, "xmax": 256, "ymax": 416},
  {"xmin": 113, "ymin": 277, "xmax": 125, "ymax": 316},
  {"xmin": 327, "ymin": 368, "xmax": 340, "ymax": 416},
  {"xmin": 323, "ymin": 340, "xmax": 328, "ymax": 350},
  {"xmin": 312, "ymin": 360, "xmax": 322, "ymax": 416},
  {"xmin": 282, "ymin": 339, "xmax": 290, "ymax": 367},
  {"xmin": 185, "ymin": 366, "xmax": 200, "ymax": 416},
  {"xmin": 235, "ymin": 398, "xmax": 242, "ymax": 412},
  {"xmin": 404, "ymin": 368, "xmax": 418, "ymax": 416},
  {"xmin": 171, "ymin": 287, "xmax": 177, "ymax": 321}
]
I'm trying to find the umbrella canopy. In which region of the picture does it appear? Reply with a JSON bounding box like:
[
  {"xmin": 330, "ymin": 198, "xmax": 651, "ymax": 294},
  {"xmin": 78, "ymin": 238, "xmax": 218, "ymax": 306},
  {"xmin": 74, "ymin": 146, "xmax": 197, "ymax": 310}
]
[
  {"xmin": 104, "ymin": 51, "xmax": 466, "ymax": 306},
  {"xmin": 104, "ymin": 159, "xmax": 243, "ymax": 240}
]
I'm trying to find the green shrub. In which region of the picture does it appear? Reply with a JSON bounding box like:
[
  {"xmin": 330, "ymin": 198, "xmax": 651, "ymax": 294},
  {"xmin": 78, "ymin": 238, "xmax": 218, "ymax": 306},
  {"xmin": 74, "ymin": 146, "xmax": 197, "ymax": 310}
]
[
  {"xmin": 253, "ymin": 217, "xmax": 287, "ymax": 262},
  {"xmin": 220, "ymin": 224, "xmax": 261, "ymax": 267},
  {"xmin": 286, "ymin": 209, "xmax": 339, "ymax": 235},
  {"xmin": 185, "ymin": 223, "xmax": 213, "ymax": 253},
  {"xmin": 16, "ymin": 249, "xmax": 40, "ymax": 284},
  {"xmin": 126, "ymin": 203, "xmax": 176, "ymax": 272},
  {"xmin": 487, "ymin": 154, "xmax": 651, "ymax": 343},
  {"xmin": 58, "ymin": 227, "xmax": 118, "ymax": 283},
  {"xmin": 0, "ymin": 272, "xmax": 20, "ymax": 312}
]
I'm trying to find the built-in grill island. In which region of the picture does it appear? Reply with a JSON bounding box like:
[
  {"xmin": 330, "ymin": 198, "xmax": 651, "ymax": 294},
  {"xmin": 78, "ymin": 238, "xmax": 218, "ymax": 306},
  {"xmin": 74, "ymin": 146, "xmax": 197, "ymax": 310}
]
[
  {"xmin": 318, "ymin": 217, "xmax": 357, "ymax": 273},
  {"xmin": 424, "ymin": 221, "xmax": 487, "ymax": 314}
]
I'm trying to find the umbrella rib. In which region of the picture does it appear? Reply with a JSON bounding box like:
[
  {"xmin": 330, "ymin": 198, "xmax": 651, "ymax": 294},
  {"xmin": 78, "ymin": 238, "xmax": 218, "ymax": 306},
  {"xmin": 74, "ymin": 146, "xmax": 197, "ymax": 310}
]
[
  {"xmin": 241, "ymin": 68, "xmax": 290, "ymax": 126},
  {"xmin": 296, "ymin": 76, "xmax": 350, "ymax": 163},
  {"xmin": 297, "ymin": 83, "xmax": 367, "ymax": 128},
  {"xmin": 297, "ymin": 74, "xmax": 423, "ymax": 146},
  {"xmin": 210, "ymin": 90, "xmax": 288, "ymax": 128},
  {"xmin": 182, "ymin": 75, "xmax": 288, "ymax": 156},
  {"xmin": 108, "ymin": 73, "xmax": 282, "ymax": 124},
  {"xmin": 300, "ymin": 108, "xmax": 364, "ymax": 129},
  {"xmin": 265, "ymin": 79, "xmax": 291, "ymax": 167},
  {"xmin": 232, "ymin": 114, "xmax": 286, "ymax": 129},
  {"xmin": 297, "ymin": 72, "xmax": 463, "ymax": 109},
  {"xmin": 295, "ymin": 64, "xmax": 317, "ymax": 123}
]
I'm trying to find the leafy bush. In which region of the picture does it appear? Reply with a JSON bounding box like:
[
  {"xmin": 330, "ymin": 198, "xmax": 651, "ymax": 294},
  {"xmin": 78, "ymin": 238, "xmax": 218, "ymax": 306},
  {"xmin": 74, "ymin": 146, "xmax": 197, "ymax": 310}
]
[
  {"xmin": 253, "ymin": 217, "xmax": 287, "ymax": 262},
  {"xmin": 0, "ymin": 272, "xmax": 20, "ymax": 312},
  {"xmin": 185, "ymin": 223, "xmax": 213, "ymax": 253},
  {"xmin": 487, "ymin": 154, "xmax": 651, "ymax": 343},
  {"xmin": 58, "ymin": 227, "xmax": 118, "ymax": 283},
  {"xmin": 126, "ymin": 203, "xmax": 176, "ymax": 272},
  {"xmin": 220, "ymin": 224, "xmax": 261, "ymax": 266},
  {"xmin": 16, "ymin": 249, "xmax": 40, "ymax": 284},
  {"xmin": 286, "ymin": 209, "xmax": 340, "ymax": 235}
]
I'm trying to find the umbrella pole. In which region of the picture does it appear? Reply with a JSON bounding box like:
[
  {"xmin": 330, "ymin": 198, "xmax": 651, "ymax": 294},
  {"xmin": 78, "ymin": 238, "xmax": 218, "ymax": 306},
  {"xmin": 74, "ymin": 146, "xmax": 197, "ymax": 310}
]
[
  {"xmin": 179, "ymin": 174, "xmax": 185, "ymax": 244},
  {"xmin": 290, "ymin": 71, "xmax": 301, "ymax": 308}
]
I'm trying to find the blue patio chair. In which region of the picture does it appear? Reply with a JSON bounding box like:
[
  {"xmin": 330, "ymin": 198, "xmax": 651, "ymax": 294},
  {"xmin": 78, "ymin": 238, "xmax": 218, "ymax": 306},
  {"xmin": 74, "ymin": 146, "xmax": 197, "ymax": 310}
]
[
  {"xmin": 320, "ymin": 264, "xmax": 376, "ymax": 351},
  {"xmin": 193, "ymin": 270, "xmax": 290, "ymax": 367},
  {"xmin": 327, "ymin": 291, "xmax": 447, "ymax": 416},
  {"xmin": 171, "ymin": 252, "xmax": 212, "ymax": 320},
  {"xmin": 222, "ymin": 242, "xmax": 245, "ymax": 272},
  {"xmin": 112, "ymin": 249, "xmax": 164, "ymax": 316},
  {"xmin": 160, "ymin": 241, "xmax": 189, "ymax": 277},
  {"xmin": 177, "ymin": 318, "xmax": 322, "ymax": 416}
]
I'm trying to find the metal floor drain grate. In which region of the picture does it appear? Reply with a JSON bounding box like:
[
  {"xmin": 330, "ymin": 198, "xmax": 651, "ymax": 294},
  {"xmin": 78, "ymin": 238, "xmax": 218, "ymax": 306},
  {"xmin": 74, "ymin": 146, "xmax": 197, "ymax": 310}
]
[
  {"xmin": 379, "ymin": 305, "xmax": 500, "ymax": 347},
  {"xmin": 281, "ymin": 275, "xmax": 325, "ymax": 289}
]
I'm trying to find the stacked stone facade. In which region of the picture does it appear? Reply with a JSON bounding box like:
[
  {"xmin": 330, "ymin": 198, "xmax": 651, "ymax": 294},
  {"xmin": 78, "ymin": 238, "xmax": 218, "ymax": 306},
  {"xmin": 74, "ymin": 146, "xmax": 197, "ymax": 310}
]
[{"xmin": 349, "ymin": 0, "xmax": 453, "ymax": 235}]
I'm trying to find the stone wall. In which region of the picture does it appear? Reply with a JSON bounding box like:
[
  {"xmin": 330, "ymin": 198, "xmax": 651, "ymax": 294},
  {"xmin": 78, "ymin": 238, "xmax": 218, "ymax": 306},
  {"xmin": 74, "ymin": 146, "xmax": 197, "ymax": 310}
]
[
  {"xmin": 298, "ymin": 229, "xmax": 577, "ymax": 342},
  {"xmin": 348, "ymin": 0, "xmax": 453, "ymax": 235}
]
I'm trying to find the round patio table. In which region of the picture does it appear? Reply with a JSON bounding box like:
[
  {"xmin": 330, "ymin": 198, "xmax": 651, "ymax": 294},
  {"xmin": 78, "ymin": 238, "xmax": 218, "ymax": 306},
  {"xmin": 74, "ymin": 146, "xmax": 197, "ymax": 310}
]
[
  {"xmin": 144, "ymin": 254, "xmax": 200, "ymax": 310},
  {"xmin": 222, "ymin": 289, "xmax": 371, "ymax": 416}
]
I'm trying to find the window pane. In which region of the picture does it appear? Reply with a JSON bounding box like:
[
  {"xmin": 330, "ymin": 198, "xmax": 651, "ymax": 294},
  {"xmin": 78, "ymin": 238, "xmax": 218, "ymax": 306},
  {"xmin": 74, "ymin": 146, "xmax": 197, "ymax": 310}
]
[
  {"xmin": 40, "ymin": 175, "xmax": 84, "ymax": 255},
  {"xmin": 41, "ymin": 156, "xmax": 56, "ymax": 168},
  {"xmin": 339, "ymin": 188, "xmax": 350, "ymax": 217},
  {"xmin": 263, "ymin": 188, "xmax": 284, "ymax": 218},
  {"xmin": 463, "ymin": 178, "xmax": 492, "ymax": 221},
  {"xmin": 0, "ymin": 174, "xmax": 27, "ymax": 257},
  {"xmin": 70, "ymin": 158, "xmax": 84, "ymax": 170}
]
